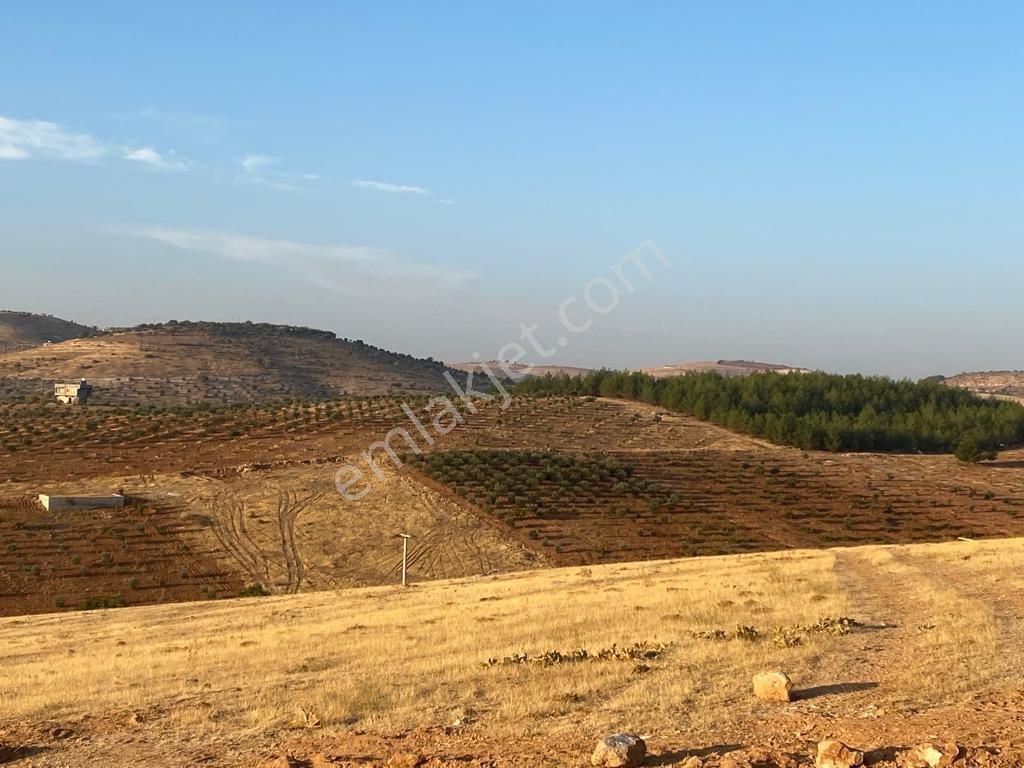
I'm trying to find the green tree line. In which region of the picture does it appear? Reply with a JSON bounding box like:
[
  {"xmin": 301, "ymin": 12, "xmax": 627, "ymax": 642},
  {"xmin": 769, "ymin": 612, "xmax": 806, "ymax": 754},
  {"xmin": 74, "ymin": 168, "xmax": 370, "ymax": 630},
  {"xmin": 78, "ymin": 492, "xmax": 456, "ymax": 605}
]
[{"xmin": 514, "ymin": 370, "xmax": 1024, "ymax": 460}]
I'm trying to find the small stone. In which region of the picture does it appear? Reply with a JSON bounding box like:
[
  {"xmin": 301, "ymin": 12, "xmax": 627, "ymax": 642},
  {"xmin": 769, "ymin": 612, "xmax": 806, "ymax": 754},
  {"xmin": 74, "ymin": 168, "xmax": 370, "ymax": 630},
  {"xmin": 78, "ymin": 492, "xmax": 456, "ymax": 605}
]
[
  {"xmin": 679, "ymin": 758, "xmax": 703, "ymax": 768},
  {"xmin": 911, "ymin": 743, "xmax": 961, "ymax": 768},
  {"xmin": 387, "ymin": 753, "xmax": 425, "ymax": 768},
  {"xmin": 591, "ymin": 733, "xmax": 647, "ymax": 767},
  {"xmin": 752, "ymin": 671, "xmax": 793, "ymax": 703},
  {"xmin": 816, "ymin": 740, "xmax": 864, "ymax": 768}
]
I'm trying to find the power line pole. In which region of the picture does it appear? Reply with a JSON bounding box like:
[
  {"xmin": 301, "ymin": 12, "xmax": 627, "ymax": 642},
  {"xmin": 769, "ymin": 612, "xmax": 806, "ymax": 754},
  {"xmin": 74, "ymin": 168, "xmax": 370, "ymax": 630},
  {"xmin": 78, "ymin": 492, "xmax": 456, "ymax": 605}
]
[{"xmin": 397, "ymin": 533, "xmax": 412, "ymax": 586}]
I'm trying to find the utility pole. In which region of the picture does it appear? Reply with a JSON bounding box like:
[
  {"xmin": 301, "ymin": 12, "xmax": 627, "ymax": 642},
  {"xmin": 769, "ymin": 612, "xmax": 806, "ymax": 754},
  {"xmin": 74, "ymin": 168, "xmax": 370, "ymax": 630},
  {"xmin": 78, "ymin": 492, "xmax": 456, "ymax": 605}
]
[{"xmin": 397, "ymin": 533, "xmax": 412, "ymax": 586}]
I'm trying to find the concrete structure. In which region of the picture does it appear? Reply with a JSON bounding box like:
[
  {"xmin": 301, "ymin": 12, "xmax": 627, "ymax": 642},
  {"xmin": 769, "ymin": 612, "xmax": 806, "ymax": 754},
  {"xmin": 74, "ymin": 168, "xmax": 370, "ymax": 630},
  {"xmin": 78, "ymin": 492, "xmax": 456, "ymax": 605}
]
[
  {"xmin": 39, "ymin": 494, "xmax": 125, "ymax": 512},
  {"xmin": 55, "ymin": 379, "xmax": 93, "ymax": 405}
]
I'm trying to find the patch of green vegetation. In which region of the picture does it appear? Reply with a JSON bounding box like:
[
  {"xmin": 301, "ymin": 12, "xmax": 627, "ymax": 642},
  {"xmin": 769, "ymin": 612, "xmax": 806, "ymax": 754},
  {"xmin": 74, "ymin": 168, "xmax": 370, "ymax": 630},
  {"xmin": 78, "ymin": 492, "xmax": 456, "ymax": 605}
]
[
  {"xmin": 515, "ymin": 370, "xmax": 1024, "ymax": 457},
  {"xmin": 79, "ymin": 594, "xmax": 125, "ymax": 611},
  {"xmin": 239, "ymin": 583, "xmax": 271, "ymax": 597}
]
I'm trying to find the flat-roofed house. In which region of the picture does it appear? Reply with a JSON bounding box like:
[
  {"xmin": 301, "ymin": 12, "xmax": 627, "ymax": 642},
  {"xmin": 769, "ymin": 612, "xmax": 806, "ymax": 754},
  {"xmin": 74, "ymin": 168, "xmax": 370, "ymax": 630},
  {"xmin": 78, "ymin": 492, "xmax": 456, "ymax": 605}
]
[{"xmin": 55, "ymin": 379, "xmax": 93, "ymax": 405}]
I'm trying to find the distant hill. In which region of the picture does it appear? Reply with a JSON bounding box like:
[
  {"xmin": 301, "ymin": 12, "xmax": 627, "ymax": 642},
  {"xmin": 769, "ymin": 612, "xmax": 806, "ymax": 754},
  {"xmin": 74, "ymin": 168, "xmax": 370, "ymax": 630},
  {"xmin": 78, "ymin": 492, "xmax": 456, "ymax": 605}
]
[
  {"xmin": 637, "ymin": 359, "xmax": 810, "ymax": 378},
  {"xmin": 452, "ymin": 358, "xmax": 808, "ymax": 382},
  {"xmin": 0, "ymin": 310, "xmax": 95, "ymax": 354},
  {"xmin": 449, "ymin": 361, "xmax": 594, "ymax": 381},
  {"xmin": 0, "ymin": 320, "xmax": 457, "ymax": 405},
  {"xmin": 944, "ymin": 371, "xmax": 1024, "ymax": 405}
]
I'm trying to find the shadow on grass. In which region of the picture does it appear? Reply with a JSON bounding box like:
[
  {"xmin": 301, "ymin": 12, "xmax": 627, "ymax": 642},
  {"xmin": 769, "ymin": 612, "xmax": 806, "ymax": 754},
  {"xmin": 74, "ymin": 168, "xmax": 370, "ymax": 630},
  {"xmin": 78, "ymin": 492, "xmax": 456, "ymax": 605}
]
[{"xmin": 794, "ymin": 681, "xmax": 879, "ymax": 700}]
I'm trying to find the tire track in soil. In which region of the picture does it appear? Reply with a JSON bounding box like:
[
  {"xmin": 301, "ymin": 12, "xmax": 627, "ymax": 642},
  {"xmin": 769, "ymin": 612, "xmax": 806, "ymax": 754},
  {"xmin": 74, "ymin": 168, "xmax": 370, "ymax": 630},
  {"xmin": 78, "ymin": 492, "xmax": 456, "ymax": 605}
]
[
  {"xmin": 274, "ymin": 490, "xmax": 324, "ymax": 594},
  {"xmin": 888, "ymin": 547, "xmax": 1024, "ymax": 688},
  {"xmin": 205, "ymin": 496, "xmax": 272, "ymax": 588},
  {"xmin": 823, "ymin": 548, "xmax": 937, "ymax": 712}
]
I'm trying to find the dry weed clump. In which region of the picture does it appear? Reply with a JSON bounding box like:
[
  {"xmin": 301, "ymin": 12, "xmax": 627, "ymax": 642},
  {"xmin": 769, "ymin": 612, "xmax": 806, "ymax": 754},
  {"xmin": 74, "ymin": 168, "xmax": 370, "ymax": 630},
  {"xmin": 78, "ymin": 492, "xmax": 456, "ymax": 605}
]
[
  {"xmin": 689, "ymin": 616, "xmax": 863, "ymax": 646},
  {"xmin": 481, "ymin": 641, "xmax": 673, "ymax": 668}
]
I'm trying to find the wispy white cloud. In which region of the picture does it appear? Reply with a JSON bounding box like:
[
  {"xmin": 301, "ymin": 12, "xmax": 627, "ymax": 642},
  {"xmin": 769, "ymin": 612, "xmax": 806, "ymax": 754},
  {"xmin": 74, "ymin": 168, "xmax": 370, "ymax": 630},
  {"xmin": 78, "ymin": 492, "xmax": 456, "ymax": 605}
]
[
  {"xmin": 352, "ymin": 179, "xmax": 431, "ymax": 195},
  {"xmin": 236, "ymin": 154, "xmax": 315, "ymax": 191},
  {"xmin": 0, "ymin": 115, "xmax": 190, "ymax": 172},
  {"xmin": 119, "ymin": 226, "xmax": 473, "ymax": 297},
  {"xmin": 0, "ymin": 144, "xmax": 30, "ymax": 160},
  {"xmin": 352, "ymin": 177, "xmax": 455, "ymax": 205},
  {"xmin": 241, "ymin": 154, "xmax": 276, "ymax": 174},
  {"xmin": 0, "ymin": 116, "xmax": 107, "ymax": 161},
  {"xmin": 121, "ymin": 146, "xmax": 190, "ymax": 171}
]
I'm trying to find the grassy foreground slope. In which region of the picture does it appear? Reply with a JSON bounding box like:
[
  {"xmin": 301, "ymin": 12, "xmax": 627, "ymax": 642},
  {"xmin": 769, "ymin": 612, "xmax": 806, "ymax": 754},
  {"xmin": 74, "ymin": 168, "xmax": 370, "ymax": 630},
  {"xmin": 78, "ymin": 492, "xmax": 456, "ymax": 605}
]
[
  {"xmin": 516, "ymin": 370, "xmax": 1024, "ymax": 457},
  {"xmin": 0, "ymin": 539, "xmax": 1021, "ymax": 766}
]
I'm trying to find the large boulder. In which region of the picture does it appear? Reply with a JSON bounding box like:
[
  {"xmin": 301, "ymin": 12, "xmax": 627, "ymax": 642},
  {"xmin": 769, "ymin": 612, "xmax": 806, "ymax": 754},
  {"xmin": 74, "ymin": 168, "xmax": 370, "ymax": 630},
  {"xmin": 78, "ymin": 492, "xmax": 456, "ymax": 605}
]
[
  {"xmin": 816, "ymin": 740, "xmax": 864, "ymax": 768},
  {"xmin": 752, "ymin": 671, "xmax": 793, "ymax": 702},
  {"xmin": 591, "ymin": 733, "xmax": 647, "ymax": 767}
]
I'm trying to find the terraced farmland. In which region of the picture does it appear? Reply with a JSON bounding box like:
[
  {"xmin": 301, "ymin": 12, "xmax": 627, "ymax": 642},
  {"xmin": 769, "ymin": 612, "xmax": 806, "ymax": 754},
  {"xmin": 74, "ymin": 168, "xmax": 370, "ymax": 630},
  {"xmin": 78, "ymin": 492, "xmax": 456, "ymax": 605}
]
[
  {"xmin": 0, "ymin": 495, "xmax": 243, "ymax": 617},
  {"xmin": 0, "ymin": 395, "xmax": 443, "ymax": 482},
  {"xmin": 0, "ymin": 394, "xmax": 727, "ymax": 483},
  {"xmin": 408, "ymin": 447, "xmax": 1024, "ymax": 565},
  {"xmin": 4, "ymin": 391, "xmax": 1024, "ymax": 616}
]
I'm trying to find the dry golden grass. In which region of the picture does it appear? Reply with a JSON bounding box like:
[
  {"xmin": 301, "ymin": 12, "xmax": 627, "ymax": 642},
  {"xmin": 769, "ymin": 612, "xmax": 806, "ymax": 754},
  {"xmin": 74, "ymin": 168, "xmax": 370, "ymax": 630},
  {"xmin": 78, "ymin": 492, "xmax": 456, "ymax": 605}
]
[
  {"xmin": 851, "ymin": 540, "xmax": 1024, "ymax": 705},
  {"xmin": 0, "ymin": 548, "xmax": 843, "ymax": 732},
  {"xmin": 1, "ymin": 537, "xmax": 1019, "ymax": 752}
]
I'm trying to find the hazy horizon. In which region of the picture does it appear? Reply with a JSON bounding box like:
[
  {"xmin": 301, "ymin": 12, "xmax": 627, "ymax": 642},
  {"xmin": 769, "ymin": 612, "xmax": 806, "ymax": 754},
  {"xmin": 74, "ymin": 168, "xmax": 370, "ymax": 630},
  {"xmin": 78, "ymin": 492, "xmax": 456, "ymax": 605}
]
[{"xmin": 3, "ymin": 3, "xmax": 1022, "ymax": 380}]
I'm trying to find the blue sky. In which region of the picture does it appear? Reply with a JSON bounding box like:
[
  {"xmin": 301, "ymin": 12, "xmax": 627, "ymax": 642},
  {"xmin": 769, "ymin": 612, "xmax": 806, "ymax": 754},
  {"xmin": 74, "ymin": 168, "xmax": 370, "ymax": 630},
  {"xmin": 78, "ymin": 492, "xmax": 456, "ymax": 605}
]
[{"xmin": 1, "ymin": 2, "xmax": 1022, "ymax": 378}]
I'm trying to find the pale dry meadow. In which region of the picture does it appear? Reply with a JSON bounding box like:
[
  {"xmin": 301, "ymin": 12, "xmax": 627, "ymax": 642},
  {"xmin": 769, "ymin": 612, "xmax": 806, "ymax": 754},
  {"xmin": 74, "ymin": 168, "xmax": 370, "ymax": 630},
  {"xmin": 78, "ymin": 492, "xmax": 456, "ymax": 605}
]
[{"xmin": 1, "ymin": 538, "xmax": 1020, "ymax": 752}]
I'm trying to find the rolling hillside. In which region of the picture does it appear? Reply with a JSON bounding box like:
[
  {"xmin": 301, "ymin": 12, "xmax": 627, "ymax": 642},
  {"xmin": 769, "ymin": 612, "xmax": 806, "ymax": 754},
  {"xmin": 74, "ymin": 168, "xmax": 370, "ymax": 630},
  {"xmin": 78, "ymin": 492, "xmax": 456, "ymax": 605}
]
[
  {"xmin": 638, "ymin": 359, "xmax": 810, "ymax": 377},
  {"xmin": 449, "ymin": 360, "xmax": 595, "ymax": 381},
  {"xmin": 0, "ymin": 310, "xmax": 94, "ymax": 354},
  {"xmin": 0, "ymin": 320, "xmax": 457, "ymax": 404},
  {"xmin": 450, "ymin": 359, "xmax": 809, "ymax": 382},
  {"xmin": 945, "ymin": 371, "xmax": 1024, "ymax": 404}
]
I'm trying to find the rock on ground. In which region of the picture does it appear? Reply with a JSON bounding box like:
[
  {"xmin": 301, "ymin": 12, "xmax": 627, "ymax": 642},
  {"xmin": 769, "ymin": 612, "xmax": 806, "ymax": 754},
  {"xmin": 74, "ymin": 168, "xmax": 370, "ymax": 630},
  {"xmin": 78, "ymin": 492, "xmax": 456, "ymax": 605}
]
[
  {"xmin": 752, "ymin": 671, "xmax": 793, "ymax": 703},
  {"xmin": 908, "ymin": 743, "xmax": 962, "ymax": 768},
  {"xmin": 591, "ymin": 733, "xmax": 647, "ymax": 767},
  {"xmin": 387, "ymin": 754, "xmax": 426, "ymax": 768},
  {"xmin": 816, "ymin": 740, "xmax": 864, "ymax": 768}
]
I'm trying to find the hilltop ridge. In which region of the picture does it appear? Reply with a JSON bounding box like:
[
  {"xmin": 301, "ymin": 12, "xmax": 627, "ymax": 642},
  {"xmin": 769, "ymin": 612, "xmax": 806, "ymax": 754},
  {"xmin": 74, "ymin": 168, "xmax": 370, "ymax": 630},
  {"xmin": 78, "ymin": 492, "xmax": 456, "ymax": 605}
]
[
  {"xmin": 0, "ymin": 310, "xmax": 95, "ymax": 354},
  {"xmin": 0, "ymin": 319, "xmax": 457, "ymax": 405},
  {"xmin": 944, "ymin": 370, "xmax": 1024, "ymax": 404}
]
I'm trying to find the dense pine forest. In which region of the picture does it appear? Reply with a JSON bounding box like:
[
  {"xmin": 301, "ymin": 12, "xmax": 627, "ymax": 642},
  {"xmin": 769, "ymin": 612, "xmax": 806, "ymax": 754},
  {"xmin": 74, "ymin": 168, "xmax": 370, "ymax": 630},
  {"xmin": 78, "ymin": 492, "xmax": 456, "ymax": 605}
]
[{"xmin": 514, "ymin": 370, "xmax": 1024, "ymax": 460}]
